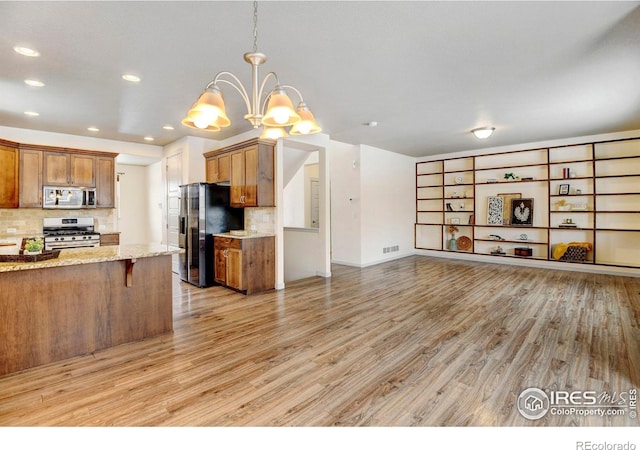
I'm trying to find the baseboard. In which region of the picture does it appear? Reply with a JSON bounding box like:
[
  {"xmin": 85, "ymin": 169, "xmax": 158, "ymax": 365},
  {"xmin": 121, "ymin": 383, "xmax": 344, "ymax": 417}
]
[{"xmin": 332, "ymin": 251, "xmax": 415, "ymax": 269}]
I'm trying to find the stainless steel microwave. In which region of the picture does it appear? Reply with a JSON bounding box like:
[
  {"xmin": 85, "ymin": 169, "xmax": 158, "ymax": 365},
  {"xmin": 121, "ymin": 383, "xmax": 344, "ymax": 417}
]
[{"xmin": 43, "ymin": 186, "xmax": 97, "ymax": 209}]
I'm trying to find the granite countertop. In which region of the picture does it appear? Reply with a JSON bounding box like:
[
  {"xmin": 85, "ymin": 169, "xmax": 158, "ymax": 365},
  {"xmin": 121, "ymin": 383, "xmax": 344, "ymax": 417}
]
[
  {"xmin": 0, "ymin": 244, "xmax": 182, "ymax": 273},
  {"xmin": 213, "ymin": 232, "xmax": 275, "ymax": 240}
]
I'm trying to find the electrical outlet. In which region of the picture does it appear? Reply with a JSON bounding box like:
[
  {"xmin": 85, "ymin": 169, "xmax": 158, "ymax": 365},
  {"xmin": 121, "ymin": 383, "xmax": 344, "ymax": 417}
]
[{"xmin": 6, "ymin": 228, "xmax": 17, "ymax": 234}]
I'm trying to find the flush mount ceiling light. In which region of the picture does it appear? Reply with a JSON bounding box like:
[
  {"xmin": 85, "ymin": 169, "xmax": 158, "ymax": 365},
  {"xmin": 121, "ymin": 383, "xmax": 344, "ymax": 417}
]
[
  {"xmin": 122, "ymin": 74, "xmax": 141, "ymax": 83},
  {"xmin": 24, "ymin": 111, "xmax": 40, "ymax": 117},
  {"xmin": 182, "ymin": 1, "xmax": 321, "ymax": 139},
  {"xmin": 24, "ymin": 79, "xmax": 45, "ymax": 87},
  {"xmin": 471, "ymin": 126, "xmax": 495, "ymax": 139},
  {"xmin": 14, "ymin": 46, "xmax": 40, "ymax": 57}
]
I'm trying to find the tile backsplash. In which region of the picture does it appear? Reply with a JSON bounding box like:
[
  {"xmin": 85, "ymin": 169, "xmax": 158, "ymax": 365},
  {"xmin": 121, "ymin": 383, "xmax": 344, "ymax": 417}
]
[
  {"xmin": 0, "ymin": 208, "xmax": 117, "ymax": 238},
  {"xmin": 245, "ymin": 207, "xmax": 276, "ymax": 234}
]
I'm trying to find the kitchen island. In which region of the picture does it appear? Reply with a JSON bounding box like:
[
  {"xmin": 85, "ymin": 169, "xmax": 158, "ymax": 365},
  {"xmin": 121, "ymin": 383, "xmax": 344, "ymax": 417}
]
[{"xmin": 0, "ymin": 244, "xmax": 180, "ymax": 376}]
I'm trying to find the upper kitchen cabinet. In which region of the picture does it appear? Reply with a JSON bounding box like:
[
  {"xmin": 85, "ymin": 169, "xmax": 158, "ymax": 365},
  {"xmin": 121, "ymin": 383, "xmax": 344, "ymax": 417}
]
[
  {"xmin": 95, "ymin": 156, "xmax": 115, "ymax": 208},
  {"xmin": 204, "ymin": 138, "xmax": 275, "ymax": 208},
  {"xmin": 44, "ymin": 151, "xmax": 95, "ymax": 187},
  {"xmin": 19, "ymin": 148, "xmax": 43, "ymax": 208},
  {"xmin": 205, "ymin": 152, "xmax": 230, "ymax": 183},
  {"xmin": 0, "ymin": 141, "xmax": 19, "ymax": 208}
]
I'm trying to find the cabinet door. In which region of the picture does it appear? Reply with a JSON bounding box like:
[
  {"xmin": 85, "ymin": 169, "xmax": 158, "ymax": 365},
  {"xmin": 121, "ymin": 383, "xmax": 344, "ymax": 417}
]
[
  {"xmin": 19, "ymin": 148, "xmax": 43, "ymax": 207},
  {"xmin": 44, "ymin": 152, "xmax": 70, "ymax": 185},
  {"xmin": 206, "ymin": 157, "xmax": 218, "ymax": 183},
  {"xmin": 0, "ymin": 145, "xmax": 18, "ymax": 208},
  {"xmin": 217, "ymin": 154, "xmax": 230, "ymax": 182},
  {"xmin": 226, "ymin": 248, "xmax": 243, "ymax": 291},
  {"xmin": 243, "ymin": 146, "xmax": 259, "ymax": 207},
  {"xmin": 230, "ymin": 150, "xmax": 245, "ymax": 207},
  {"xmin": 214, "ymin": 247, "xmax": 227, "ymax": 285},
  {"xmin": 96, "ymin": 156, "xmax": 115, "ymax": 207},
  {"xmin": 70, "ymin": 154, "xmax": 95, "ymax": 186}
]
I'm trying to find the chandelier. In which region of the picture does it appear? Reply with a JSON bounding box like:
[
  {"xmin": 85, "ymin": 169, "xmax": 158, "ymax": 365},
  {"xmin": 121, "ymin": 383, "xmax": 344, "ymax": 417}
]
[{"xmin": 182, "ymin": 1, "xmax": 321, "ymax": 140}]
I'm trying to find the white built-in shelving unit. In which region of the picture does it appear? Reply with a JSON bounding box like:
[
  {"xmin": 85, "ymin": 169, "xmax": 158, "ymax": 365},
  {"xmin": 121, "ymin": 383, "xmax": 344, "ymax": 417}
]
[{"xmin": 415, "ymin": 138, "xmax": 640, "ymax": 269}]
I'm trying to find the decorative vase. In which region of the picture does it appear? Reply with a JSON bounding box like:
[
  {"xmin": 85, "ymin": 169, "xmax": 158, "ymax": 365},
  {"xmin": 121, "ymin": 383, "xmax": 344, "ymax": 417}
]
[{"xmin": 448, "ymin": 236, "xmax": 458, "ymax": 251}]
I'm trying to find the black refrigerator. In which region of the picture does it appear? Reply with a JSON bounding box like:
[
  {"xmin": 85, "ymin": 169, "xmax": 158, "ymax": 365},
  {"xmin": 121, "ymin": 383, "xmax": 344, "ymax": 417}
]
[{"xmin": 178, "ymin": 183, "xmax": 244, "ymax": 287}]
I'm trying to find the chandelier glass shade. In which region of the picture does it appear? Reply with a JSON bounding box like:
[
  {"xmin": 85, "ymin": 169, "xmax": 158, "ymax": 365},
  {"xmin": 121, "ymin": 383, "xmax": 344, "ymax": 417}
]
[{"xmin": 182, "ymin": 2, "xmax": 320, "ymax": 138}]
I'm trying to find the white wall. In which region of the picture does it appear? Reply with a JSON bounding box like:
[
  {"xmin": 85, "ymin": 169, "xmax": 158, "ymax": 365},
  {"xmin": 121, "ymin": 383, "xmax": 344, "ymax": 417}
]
[
  {"xmin": 146, "ymin": 161, "xmax": 164, "ymax": 245},
  {"xmin": 116, "ymin": 164, "xmax": 150, "ymax": 244},
  {"xmin": 330, "ymin": 141, "xmax": 362, "ymax": 266},
  {"xmin": 330, "ymin": 142, "xmax": 415, "ymax": 267},
  {"xmin": 360, "ymin": 145, "xmax": 415, "ymax": 266}
]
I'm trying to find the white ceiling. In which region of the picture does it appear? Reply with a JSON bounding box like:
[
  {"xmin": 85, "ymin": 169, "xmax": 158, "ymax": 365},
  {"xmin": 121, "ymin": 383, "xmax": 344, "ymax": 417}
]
[{"xmin": 1, "ymin": 1, "xmax": 640, "ymax": 158}]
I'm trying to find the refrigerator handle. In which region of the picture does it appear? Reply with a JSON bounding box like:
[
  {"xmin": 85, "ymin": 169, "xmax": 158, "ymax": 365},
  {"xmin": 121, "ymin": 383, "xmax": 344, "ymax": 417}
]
[{"xmin": 180, "ymin": 216, "xmax": 186, "ymax": 235}]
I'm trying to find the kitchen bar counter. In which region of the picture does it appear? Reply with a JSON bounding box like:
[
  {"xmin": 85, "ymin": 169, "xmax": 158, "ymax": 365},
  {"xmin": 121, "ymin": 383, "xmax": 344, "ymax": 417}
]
[
  {"xmin": 0, "ymin": 244, "xmax": 181, "ymax": 272},
  {"xmin": 0, "ymin": 244, "xmax": 179, "ymax": 376}
]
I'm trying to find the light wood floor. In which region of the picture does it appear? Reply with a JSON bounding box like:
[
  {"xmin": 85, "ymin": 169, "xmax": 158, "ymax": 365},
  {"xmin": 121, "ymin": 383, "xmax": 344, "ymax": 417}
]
[{"xmin": 0, "ymin": 256, "xmax": 638, "ymax": 426}]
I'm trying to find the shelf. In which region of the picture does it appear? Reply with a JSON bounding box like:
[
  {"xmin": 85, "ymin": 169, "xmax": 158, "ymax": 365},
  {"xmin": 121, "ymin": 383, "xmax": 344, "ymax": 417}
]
[
  {"xmin": 550, "ymin": 194, "xmax": 593, "ymax": 197},
  {"xmin": 595, "ymin": 192, "xmax": 640, "ymax": 196},
  {"xmin": 476, "ymin": 179, "xmax": 547, "ymax": 185},
  {"xmin": 548, "ymin": 159, "xmax": 593, "ymax": 164},
  {"xmin": 475, "ymin": 162, "xmax": 547, "ymax": 170},
  {"xmin": 595, "ymin": 174, "xmax": 640, "ymax": 179},
  {"xmin": 595, "ymin": 155, "xmax": 640, "ymax": 162},
  {"xmin": 550, "ymin": 210, "xmax": 593, "ymax": 213},
  {"xmin": 549, "ymin": 176, "xmax": 593, "ymax": 181},
  {"xmin": 474, "ymin": 224, "xmax": 549, "ymax": 230},
  {"xmin": 485, "ymin": 253, "xmax": 549, "ymax": 261},
  {"xmin": 475, "ymin": 238, "xmax": 547, "ymax": 245}
]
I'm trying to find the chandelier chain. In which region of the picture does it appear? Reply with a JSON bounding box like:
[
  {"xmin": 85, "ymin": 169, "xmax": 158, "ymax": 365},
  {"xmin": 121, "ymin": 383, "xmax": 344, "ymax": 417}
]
[{"xmin": 253, "ymin": 0, "xmax": 258, "ymax": 53}]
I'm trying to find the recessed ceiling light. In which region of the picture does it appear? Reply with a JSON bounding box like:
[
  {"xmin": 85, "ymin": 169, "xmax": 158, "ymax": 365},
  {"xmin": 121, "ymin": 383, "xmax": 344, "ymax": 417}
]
[
  {"xmin": 162, "ymin": 125, "xmax": 174, "ymax": 130},
  {"xmin": 367, "ymin": 121, "xmax": 378, "ymax": 128},
  {"xmin": 24, "ymin": 79, "xmax": 45, "ymax": 87},
  {"xmin": 122, "ymin": 74, "xmax": 141, "ymax": 83},
  {"xmin": 14, "ymin": 46, "xmax": 40, "ymax": 57},
  {"xmin": 471, "ymin": 126, "xmax": 495, "ymax": 139},
  {"xmin": 87, "ymin": 127, "xmax": 100, "ymax": 132},
  {"xmin": 144, "ymin": 136, "xmax": 154, "ymax": 141},
  {"xmin": 24, "ymin": 111, "xmax": 40, "ymax": 117}
]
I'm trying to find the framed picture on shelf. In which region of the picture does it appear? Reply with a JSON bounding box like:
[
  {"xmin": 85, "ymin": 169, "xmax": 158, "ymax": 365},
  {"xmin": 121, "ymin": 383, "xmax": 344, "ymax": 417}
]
[
  {"xmin": 487, "ymin": 196, "xmax": 504, "ymax": 225},
  {"xmin": 510, "ymin": 198, "xmax": 534, "ymax": 226},
  {"xmin": 498, "ymin": 192, "xmax": 522, "ymax": 225},
  {"xmin": 558, "ymin": 184, "xmax": 570, "ymax": 195},
  {"xmin": 450, "ymin": 218, "xmax": 461, "ymax": 225}
]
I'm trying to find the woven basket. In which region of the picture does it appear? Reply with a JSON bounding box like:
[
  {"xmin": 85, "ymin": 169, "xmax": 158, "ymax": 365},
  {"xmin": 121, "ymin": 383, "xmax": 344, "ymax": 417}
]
[{"xmin": 559, "ymin": 246, "xmax": 587, "ymax": 262}]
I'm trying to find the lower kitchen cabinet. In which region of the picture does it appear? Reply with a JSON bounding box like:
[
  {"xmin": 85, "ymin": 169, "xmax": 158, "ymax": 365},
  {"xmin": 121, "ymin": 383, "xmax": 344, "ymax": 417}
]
[{"xmin": 214, "ymin": 235, "xmax": 275, "ymax": 295}]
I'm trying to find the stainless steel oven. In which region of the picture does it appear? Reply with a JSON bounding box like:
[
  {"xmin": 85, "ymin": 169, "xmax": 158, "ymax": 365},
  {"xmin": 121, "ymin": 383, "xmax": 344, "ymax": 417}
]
[{"xmin": 43, "ymin": 217, "xmax": 101, "ymax": 250}]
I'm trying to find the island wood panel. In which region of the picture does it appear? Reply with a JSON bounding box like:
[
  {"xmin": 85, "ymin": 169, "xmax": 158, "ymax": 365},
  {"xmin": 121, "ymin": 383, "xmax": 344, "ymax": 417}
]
[{"xmin": 0, "ymin": 255, "xmax": 172, "ymax": 376}]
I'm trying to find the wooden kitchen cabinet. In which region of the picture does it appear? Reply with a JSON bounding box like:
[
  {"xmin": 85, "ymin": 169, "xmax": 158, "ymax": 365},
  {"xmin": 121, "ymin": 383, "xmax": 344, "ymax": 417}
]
[
  {"xmin": 19, "ymin": 148, "xmax": 43, "ymax": 207},
  {"xmin": 204, "ymin": 138, "xmax": 274, "ymax": 207},
  {"xmin": 100, "ymin": 232, "xmax": 120, "ymax": 246},
  {"xmin": 206, "ymin": 153, "xmax": 230, "ymax": 183},
  {"xmin": 96, "ymin": 156, "xmax": 115, "ymax": 207},
  {"xmin": 44, "ymin": 151, "xmax": 95, "ymax": 186},
  {"xmin": 214, "ymin": 235, "xmax": 275, "ymax": 295},
  {"xmin": 0, "ymin": 143, "xmax": 19, "ymax": 208}
]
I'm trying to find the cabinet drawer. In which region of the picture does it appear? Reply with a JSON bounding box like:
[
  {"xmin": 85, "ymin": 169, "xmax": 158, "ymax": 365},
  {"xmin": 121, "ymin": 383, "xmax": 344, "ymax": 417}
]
[{"xmin": 214, "ymin": 237, "xmax": 242, "ymax": 249}]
